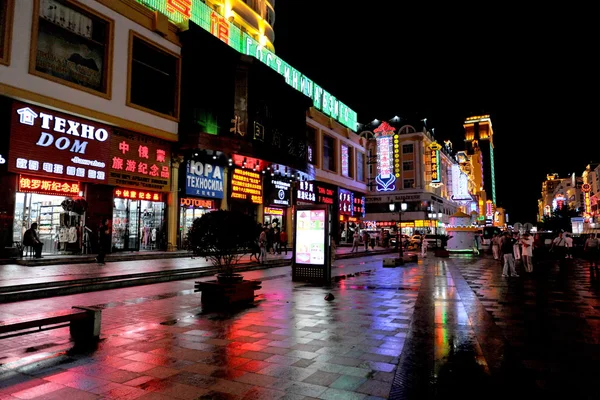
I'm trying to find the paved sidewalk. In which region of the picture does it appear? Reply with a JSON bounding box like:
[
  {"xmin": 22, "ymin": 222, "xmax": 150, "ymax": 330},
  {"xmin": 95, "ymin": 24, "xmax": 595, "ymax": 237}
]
[{"xmin": 0, "ymin": 246, "xmax": 400, "ymax": 288}]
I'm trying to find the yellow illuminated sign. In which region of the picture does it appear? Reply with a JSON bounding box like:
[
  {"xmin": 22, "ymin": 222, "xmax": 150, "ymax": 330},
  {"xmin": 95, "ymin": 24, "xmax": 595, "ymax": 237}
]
[{"xmin": 231, "ymin": 168, "xmax": 262, "ymax": 204}]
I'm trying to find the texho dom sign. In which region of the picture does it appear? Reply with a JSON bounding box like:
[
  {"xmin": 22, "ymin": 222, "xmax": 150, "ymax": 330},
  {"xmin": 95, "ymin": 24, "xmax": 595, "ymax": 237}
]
[{"xmin": 8, "ymin": 102, "xmax": 111, "ymax": 183}]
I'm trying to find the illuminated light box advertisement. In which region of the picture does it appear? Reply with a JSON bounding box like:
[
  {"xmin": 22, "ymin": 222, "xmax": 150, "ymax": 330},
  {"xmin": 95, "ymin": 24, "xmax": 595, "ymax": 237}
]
[
  {"xmin": 295, "ymin": 209, "xmax": 326, "ymax": 265},
  {"xmin": 18, "ymin": 175, "xmax": 81, "ymax": 196},
  {"xmin": 230, "ymin": 168, "xmax": 262, "ymax": 204}
]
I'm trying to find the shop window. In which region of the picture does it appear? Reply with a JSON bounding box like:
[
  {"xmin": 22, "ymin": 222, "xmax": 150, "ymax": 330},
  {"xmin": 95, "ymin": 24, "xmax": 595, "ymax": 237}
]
[
  {"xmin": 402, "ymin": 144, "xmax": 414, "ymax": 154},
  {"xmin": 403, "ymin": 179, "xmax": 415, "ymax": 189},
  {"xmin": 403, "ymin": 161, "xmax": 414, "ymax": 171},
  {"xmin": 0, "ymin": 0, "xmax": 13, "ymax": 65},
  {"xmin": 306, "ymin": 126, "xmax": 317, "ymax": 165},
  {"xmin": 113, "ymin": 197, "xmax": 165, "ymax": 251},
  {"xmin": 30, "ymin": 0, "xmax": 112, "ymax": 96},
  {"xmin": 323, "ymin": 135, "xmax": 336, "ymax": 172},
  {"xmin": 341, "ymin": 144, "xmax": 353, "ymax": 178},
  {"xmin": 357, "ymin": 151, "xmax": 365, "ymax": 182},
  {"xmin": 128, "ymin": 31, "xmax": 180, "ymax": 119}
]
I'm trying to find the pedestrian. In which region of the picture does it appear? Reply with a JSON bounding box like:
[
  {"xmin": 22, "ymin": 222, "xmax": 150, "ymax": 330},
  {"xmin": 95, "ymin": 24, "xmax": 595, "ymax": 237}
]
[
  {"xmin": 273, "ymin": 227, "xmax": 280, "ymax": 254},
  {"xmin": 520, "ymin": 231, "xmax": 534, "ymax": 272},
  {"xmin": 23, "ymin": 222, "xmax": 43, "ymax": 258},
  {"xmin": 279, "ymin": 229, "xmax": 288, "ymax": 255},
  {"xmin": 421, "ymin": 236, "xmax": 428, "ymax": 258},
  {"xmin": 96, "ymin": 218, "xmax": 111, "ymax": 265},
  {"xmin": 362, "ymin": 230, "xmax": 370, "ymax": 252},
  {"xmin": 259, "ymin": 227, "xmax": 268, "ymax": 264},
  {"xmin": 584, "ymin": 233, "xmax": 599, "ymax": 269},
  {"xmin": 351, "ymin": 230, "xmax": 360, "ymax": 252},
  {"xmin": 512, "ymin": 232, "xmax": 521, "ymax": 262},
  {"xmin": 564, "ymin": 233, "xmax": 573, "ymax": 259},
  {"xmin": 492, "ymin": 233, "xmax": 501, "ymax": 260},
  {"xmin": 551, "ymin": 231, "xmax": 566, "ymax": 260},
  {"xmin": 501, "ymin": 231, "xmax": 519, "ymax": 277}
]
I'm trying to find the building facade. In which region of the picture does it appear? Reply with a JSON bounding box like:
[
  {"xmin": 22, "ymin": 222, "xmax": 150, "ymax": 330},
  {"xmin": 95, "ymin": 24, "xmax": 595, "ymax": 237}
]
[
  {"xmin": 1, "ymin": 0, "xmax": 181, "ymax": 255},
  {"xmin": 361, "ymin": 119, "xmax": 459, "ymax": 238}
]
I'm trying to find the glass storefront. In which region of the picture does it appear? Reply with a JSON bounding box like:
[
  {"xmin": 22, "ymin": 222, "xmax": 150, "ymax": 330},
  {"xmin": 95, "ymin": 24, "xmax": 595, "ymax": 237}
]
[
  {"xmin": 112, "ymin": 198, "xmax": 165, "ymax": 251},
  {"xmin": 179, "ymin": 198, "xmax": 216, "ymax": 250},
  {"xmin": 264, "ymin": 207, "xmax": 285, "ymax": 229},
  {"xmin": 13, "ymin": 192, "xmax": 83, "ymax": 254}
]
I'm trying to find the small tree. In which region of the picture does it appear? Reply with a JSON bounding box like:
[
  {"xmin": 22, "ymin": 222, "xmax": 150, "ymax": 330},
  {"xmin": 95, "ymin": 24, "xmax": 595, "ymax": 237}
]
[{"xmin": 188, "ymin": 210, "xmax": 256, "ymax": 276}]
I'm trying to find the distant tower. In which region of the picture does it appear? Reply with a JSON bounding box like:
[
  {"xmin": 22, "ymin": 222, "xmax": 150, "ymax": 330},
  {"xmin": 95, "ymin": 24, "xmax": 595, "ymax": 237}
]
[{"xmin": 464, "ymin": 115, "xmax": 496, "ymax": 205}]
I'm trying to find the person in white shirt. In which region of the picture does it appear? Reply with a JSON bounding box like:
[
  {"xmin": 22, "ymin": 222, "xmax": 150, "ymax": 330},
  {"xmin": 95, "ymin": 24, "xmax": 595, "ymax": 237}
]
[
  {"xmin": 564, "ymin": 233, "xmax": 573, "ymax": 259},
  {"xmin": 520, "ymin": 232, "xmax": 534, "ymax": 272},
  {"xmin": 421, "ymin": 237, "xmax": 428, "ymax": 258},
  {"xmin": 551, "ymin": 232, "xmax": 567, "ymax": 259},
  {"xmin": 512, "ymin": 232, "xmax": 521, "ymax": 262}
]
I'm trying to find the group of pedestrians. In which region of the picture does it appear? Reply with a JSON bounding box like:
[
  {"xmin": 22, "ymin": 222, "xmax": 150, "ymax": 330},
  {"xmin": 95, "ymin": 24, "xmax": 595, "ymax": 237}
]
[
  {"xmin": 250, "ymin": 225, "xmax": 288, "ymax": 264},
  {"xmin": 491, "ymin": 231, "xmax": 534, "ymax": 277}
]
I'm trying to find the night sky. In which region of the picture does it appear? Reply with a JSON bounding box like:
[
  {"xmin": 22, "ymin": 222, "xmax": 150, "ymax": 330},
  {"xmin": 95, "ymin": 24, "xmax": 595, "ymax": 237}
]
[{"xmin": 274, "ymin": 2, "xmax": 597, "ymax": 224}]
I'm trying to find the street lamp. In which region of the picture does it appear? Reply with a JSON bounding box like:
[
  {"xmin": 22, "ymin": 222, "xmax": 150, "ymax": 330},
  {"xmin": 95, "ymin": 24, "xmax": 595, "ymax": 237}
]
[{"xmin": 390, "ymin": 202, "xmax": 408, "ymax": 257}]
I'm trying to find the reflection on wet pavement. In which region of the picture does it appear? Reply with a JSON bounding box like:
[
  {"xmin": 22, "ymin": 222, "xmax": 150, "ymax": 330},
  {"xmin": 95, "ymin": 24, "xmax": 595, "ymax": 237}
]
[{"xmin": 1, "ymin": 255, "xmax": 599, "ymax": 399}]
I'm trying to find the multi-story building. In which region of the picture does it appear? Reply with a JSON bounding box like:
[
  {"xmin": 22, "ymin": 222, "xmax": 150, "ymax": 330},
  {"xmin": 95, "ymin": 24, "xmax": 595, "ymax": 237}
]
[
  {"xmin": 538, "ymin": 173, "xmax": 567, "ymax": 221},
  {"xmin": 361, "ymin": 119, "xmax": 459, "ymax": 237},
  {"xmin": 582, "ymin": 163, "xmax": 600, "ymax": 217},
  {"xmin": 1, "ymin": 0, "xmax": 182, "ymax": 255}
]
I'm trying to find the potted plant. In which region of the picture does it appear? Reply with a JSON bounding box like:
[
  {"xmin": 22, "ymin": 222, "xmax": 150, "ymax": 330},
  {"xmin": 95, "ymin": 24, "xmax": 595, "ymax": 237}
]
[
  {"xmin": 434, "ymin": 234, "xmax": 453, "ymax": 257},
  {"xmin": 189, "ymin": 210, "xmax": 262, "ymax": 308}
]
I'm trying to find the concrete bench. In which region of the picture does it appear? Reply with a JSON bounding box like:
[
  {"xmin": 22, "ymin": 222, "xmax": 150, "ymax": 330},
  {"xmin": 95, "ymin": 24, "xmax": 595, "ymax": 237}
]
[{"xmin": 0, "ymin": 306, "xmax": 101, "ymax": 343}]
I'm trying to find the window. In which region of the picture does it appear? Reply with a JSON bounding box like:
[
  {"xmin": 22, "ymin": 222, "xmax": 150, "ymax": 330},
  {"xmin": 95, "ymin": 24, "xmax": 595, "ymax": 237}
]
[
  {"xmin": 266, "ymin": 7, "xmax": 275, "ymax": 26},
  {"xmin": 306, "ymin": 126, "xmax": 317, "ymax": 165},
  {"xmin": 341, "ymin": 144, "xmax": 353, "ymax": 178},
  {"xmin": 403, "ymin": 179, "xmax": 415, "ymax": 189},
  {"xmin": 403, "ymin": 161, "xmax": 414, "ymax": 171},
  {"xmin": 30, "ymin": 0, "xmax": 112, "ymax": 96},
  {"xmin": 323, "ymin": 135, "xmax": 336, "ymax": 172},
  {"xmin": 402, "ymin": 144, "xmax": 414, "ymax": 154},
  {"xmin": 128, "ymin": 32, "xmax": 180, "ymax": 118},
  {"xmin": 357, "ymin": 152, "xmax": 365, "ymax": 182},
  {"xmin": 0, "ymin": 0, "xmax": 13, "ymax": 65}
]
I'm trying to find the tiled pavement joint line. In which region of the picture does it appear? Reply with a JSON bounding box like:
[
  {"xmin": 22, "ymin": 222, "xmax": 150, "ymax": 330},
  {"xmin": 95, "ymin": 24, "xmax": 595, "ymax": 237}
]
[{"xmin": 389, "ymin": 262, "xmax": 435, "ymax": 399}]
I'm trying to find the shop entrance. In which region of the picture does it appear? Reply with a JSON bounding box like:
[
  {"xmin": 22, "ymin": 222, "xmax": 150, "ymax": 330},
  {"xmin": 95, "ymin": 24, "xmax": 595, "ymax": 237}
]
[
  {"xmin": 179, "ymin": 198, "xmax": 216, "ymax": 250},
  {"xmin": 112, "ymin": 198, "xmax": 165, "ymax": 251},
  {"xmin": 13, "ymin": 192, "xmax": 83, "ymax": 255},
  {"xmin": 264, "ymin": 207, "xmax": 285, "ymax": 230}
]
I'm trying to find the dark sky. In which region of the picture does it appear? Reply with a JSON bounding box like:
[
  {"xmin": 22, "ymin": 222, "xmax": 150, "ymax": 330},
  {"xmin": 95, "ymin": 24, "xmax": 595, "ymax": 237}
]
[{"xmin": 274, "ymin": 2, "xmax": 597, "ymax": 224}]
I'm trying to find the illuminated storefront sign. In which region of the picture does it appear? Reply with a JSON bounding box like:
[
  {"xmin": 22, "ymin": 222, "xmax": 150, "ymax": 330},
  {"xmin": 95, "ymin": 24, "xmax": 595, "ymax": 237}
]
[
  {"xmin": 295, "ymin": 209, "xmax": 325, "ymax": 265},
  {"xmin": 180, "ymin": 197, "xmax": 215, "ymax": 208},
  {"xmin": 317, "ymin": 185, "xmax": 335, "ymax": 205},
  {"xmin": 373, "ymin": 122, "xmax": 396, "ymax": 192},
  {"xmin": 430, "ymin": 142, "xmax": 442, "ymax": 188},
  {"xmin": 353, "ymin": 195, "xmax": 366, "ymax": 218},
  {"xmin": 185, "ymin": 161, "xmax": 224, "ymax": 199},
  {"xmin": 135, "ymin": 0, "xmax": 358, "ymax": 131},
  {"xmin": 231, "ymin": 168, "xmax": 262, "ymax": 204},
  {"xmin": 18, "ymin": 175, "xmax": 80, "ymax": 196},
  {"xmin": 553, "ymin": 194, "xmax": 566, "ymax": 210},
  {"xmin": 583, "ymin": 183, "xmax": 592, "ymax": 218},
  {"xmin": 109, "ymin": 129, "xmax": 171, "ymax": 192},
  {"xmin": 339, "ymin": 188, "xmax": 353, "ymax": 216},
  {"xmin": 9, "ymin": 102, "xmax": 111, "ymax": 183},
  {"xmin": 264, "ymin": 178, "xmax": 291, "ymax": 206},
  {"xmin": 264, "ymin": 207, "xmax": 284, "ymax": 216},
  {"xmin": 114, "ymin": 188, "xmax": 162, "ymax": 201},
  {"xmin": 486, "ymin": 200, "xmax": 494, "ymax": 217},
  {"xmin": 297, "ymin": 180, "xmax": 316, "ymax": 203},
  {"xmin": 341, "ymin": 145, "xmax": 349, "ymax": 177}
]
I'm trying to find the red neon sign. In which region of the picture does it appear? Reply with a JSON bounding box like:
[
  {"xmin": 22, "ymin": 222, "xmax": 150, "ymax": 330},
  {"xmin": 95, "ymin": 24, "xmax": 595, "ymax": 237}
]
[
  {"xmin": 167, "ymin": 0, "xmax": 192, "ymax": 18},
  {"xmin": 19, "ymin": 175, "xmax": 80, "ymax": 196},
  {"xmin": 114, "ymin": 188, "xmax": 162, "ymax": 202}
]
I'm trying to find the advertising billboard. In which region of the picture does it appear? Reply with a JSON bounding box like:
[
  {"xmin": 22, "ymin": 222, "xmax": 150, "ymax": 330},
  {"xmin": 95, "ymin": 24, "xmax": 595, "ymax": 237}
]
[
  {"xmin": 292, "ymin": 204, "xmax": 331, "ymax": 285},
  {"xmin": 185, "ymin": 161, "xmax": 224, "ymax": 198}
]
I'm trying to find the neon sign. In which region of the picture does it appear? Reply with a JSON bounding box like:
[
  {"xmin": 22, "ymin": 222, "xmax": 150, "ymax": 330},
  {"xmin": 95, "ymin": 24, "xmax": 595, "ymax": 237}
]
[
  {"xmin": 114, "ymin": 188, "xmax": 161, "ymax": 201},
  {"xmin": 341, "ymin": 144, "xmax": 349, "ymax": 177},
  {"xmin": 135, "ymin": 0, "xmax": 358, "ymax": 131},
  {"xmin": 583, "ymin": 183, "xmax": 592, "ymax": 219},
  {"xmin": 19, "ymin": 175, "xmax": 80, "ymax": 196},
  {"xmin": 430, "ymin": 142, "xmax": 442, "ymax": 188},
  {"xmin": 264, "ymin": 207, "xmax": 284, "ymax": 216},
  {"xmin": 231, "ymin": 168, "xmax": 262, "ymax": 204},
  {"xmin": 486, "ymin": 200, "xmax": 493, "ymax": 217},
  {"xmin": 374, "ymin": 122, "xmax": 396, "ymax": 192},
  {"xmin": 180, "ymin": 197, "xmax": 214, "ymax": 208}
]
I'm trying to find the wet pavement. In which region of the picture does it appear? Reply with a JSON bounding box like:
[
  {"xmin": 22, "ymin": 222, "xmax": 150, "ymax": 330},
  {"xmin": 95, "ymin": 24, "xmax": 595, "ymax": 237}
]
[{"xmin": 1, "ymin": 254, "xmax": 599, "ymax": 399}]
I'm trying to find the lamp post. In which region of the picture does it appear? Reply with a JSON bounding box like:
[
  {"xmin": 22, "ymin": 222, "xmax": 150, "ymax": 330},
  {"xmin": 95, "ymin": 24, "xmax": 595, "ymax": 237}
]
[{"xmin": 390, "ymin": 202, "xmax": 408, "ymax": 257}]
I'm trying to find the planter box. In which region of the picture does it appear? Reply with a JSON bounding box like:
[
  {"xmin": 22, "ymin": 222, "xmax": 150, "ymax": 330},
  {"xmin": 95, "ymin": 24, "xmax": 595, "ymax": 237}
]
[{"xmin": 194, "ymin": 279, "xmax": 262, "ymax": 309}]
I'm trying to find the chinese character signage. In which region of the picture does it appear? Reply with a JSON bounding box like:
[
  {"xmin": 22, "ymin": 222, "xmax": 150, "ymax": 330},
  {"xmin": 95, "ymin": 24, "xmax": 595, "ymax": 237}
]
[
  {"xmin": 374, "ymin": 122, "xmax": 396, "ymax": 192},
  {"xmin": 430, "ymin": 142, "xmax": 442, "ymax": 188},
  {"xmin": 353, "ymin": 195, "xmax": 366, "ymax": 218},
  {"xmin": 297, "ymin": 180, "xmax": 316, "ymax": 203},
  {"xmin": 451, "ymin": 164, "xmax": 472, "ymax": 201},
  {"xmin": 583, "ymin": 183, "xmax": 592, "ymax": 218},
  {"xmin": 264, "ymin": 178, "xmax": 291, "ymax": 207},
  {"xmin": 18, "ymin": 175, "xmax": 80, "ymax": 196},
  {"xmin": 185, "ymin": 161, "xmax": 224, "ymax": 199},
  {"xmin": 114, "ymin": 188, "xmax": 162, "ymax": 202},
  {"xmin": 9, "ymin": 102, "xmax": 111, "ymax": 183},
  {"xmin": 339, "ymin": 188, "xmax": 353, "ymax": 216},
  {"xmin": 230, "ymin": 168, "xmax": 262, "ymax": 204},
  {"xmin": 341, "ymin": 144, "xmax": 349, "ymax": 177},
  {"xmin": 108, "ymin": 129, "xmax": 171, "ymax": 192}
]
